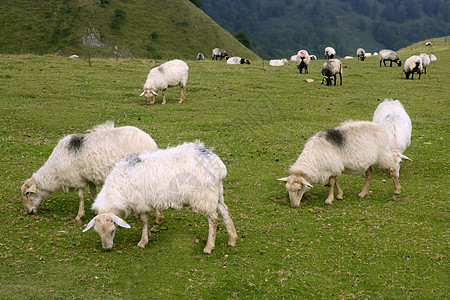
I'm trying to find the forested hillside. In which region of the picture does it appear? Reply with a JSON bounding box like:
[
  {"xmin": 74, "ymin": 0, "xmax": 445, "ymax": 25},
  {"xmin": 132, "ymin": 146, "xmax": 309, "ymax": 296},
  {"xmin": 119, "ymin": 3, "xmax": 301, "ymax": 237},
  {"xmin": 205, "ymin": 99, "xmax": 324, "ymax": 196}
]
[{"xmin": 201, "ymin": 0, "xmax": 450, "ymax": 59}]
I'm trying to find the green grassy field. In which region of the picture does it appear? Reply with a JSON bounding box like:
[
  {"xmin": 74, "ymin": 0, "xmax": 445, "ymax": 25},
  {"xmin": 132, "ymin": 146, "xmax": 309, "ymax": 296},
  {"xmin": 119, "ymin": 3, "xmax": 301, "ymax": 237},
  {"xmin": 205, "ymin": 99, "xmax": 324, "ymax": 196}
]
[{"xmin": 0, "ymin": 37, "xmax": 448, "ymax": 298}]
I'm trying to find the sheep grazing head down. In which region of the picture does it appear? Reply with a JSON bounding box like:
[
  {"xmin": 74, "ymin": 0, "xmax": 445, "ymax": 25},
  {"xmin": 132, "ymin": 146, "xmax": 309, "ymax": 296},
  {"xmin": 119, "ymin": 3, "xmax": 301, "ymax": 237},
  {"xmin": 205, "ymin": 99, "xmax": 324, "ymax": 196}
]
[
  {"xmin": 21, "ymin": 179, "xmax": 44, "ymax": 214},
  {"xmin": 278, "ymin": 174, "xmax": 313, "ymax": 208},
  {"xmin": 83, "ymin": 212, "xmax": 131, "ymax": 251}
]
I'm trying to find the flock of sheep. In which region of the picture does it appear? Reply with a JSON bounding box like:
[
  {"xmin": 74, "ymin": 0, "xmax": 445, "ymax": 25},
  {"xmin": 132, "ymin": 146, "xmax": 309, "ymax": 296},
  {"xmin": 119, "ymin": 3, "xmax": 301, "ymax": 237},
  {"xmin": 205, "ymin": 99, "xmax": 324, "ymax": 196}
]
[{"xmin": 22, "ymin": 43, "xmax": 429, "ymax": 253}]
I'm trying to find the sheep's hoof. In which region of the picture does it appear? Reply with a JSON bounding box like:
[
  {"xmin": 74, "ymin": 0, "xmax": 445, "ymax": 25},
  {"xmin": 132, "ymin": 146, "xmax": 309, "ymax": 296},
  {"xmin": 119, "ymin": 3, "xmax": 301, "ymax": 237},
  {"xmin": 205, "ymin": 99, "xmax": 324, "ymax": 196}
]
[
  {"xmin": 137, "ymin": 241, "xmax": 148, "ymax": 248},
  {"xmin": 203, "ymin": 247, "xmax": 213, "ymax": 255},
  {"xmin": 325, "ymin": 199, "xmax": 333, "ymax": 205},
  {"xmin": 358, "ymin": 192, "xmax": 367, "ymax": 198}
]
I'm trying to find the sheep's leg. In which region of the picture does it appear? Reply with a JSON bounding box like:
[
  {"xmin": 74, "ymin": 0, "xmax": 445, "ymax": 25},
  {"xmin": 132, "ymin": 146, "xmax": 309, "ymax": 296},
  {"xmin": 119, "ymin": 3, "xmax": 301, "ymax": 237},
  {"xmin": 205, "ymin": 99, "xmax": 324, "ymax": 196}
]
[
  {"xmin": 339, "ymin": 72, "xmax": 342, "ymax": 85},
  {"xmin": 335, "ymin": 180, "xmax": 344, "ymax": 200},
  {"xmin": 179, "ymin": 86, "xmax": 186, "ymax": 103},
  {"xmin": 89, "ymin": 182, "xmax": 97, "ymax": 199},
  {"xmin": 150, "ymin": 93, "xmax": 156, "ymax": 104},
  {"xmin": 75, "ymin": 188, "xmax": 85, "ymax": 224},
  {"xmin": 333, "ymin": 75, "xmax": 337, "ymax": 86},
  {"xmin": 203, "ymin": 213, "xmax": 218, "ymax": 254},
  {"xmin": 138, "ymin": 213, "xmax": 149, "ymax": 248},
  {"xmin": 358, "ymin": 166, "xmax": 373, "ymax": 198},
  {"xmin": 325, "ymin": 176, "xmax": 336, "ymax": 204},
  {"xmin": 389, "ymin": 169, "xmax": 401, "ymax": 194},
  {"xmin": 217, "ymin": 202, "xmax": 237, "ymax": 247},
  {"xmin": 161, "ymin": 90, "xmax": 167, "ymax": 105},
  {"xmin": 154, "ymin": 209, "xmax": 164, "ymax": 225}
]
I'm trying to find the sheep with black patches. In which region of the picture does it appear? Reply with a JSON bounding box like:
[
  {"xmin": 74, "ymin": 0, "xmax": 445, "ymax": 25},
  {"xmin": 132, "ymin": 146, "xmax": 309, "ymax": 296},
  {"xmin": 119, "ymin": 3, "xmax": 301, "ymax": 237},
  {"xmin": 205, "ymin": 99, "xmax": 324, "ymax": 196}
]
[
  {"xmin": 212, "ymin": 48, "xmax": 228, "ymax": 60},
  {"xmin": 356, "ymin": 48, "xmax": 366, "ymax": 61},
  {"xmin": 226, "ymin": 56, "xmax": 250, "ymax": 65},
  {"xmin": 321, "ymin": 59, "xmax": 343, "ymax": 86},
  {"xmin": 419, "ymin": 53, "xmax": 431, "ymax": 74},
  {"xmin": 278, "ymin": 121, "xmax": 400, "ymax": 208},
  {"xmin": 403, "ymin": 55, "xmax": 423, "ymax": 79},
  {"xmin": 373, "ymin": 99, "xmax": 412, "ymax": 181},
  {"xmin": 324, "ymin": 47, "xmax": 336, "ymax": 59},
  {"xmin": 140, "ymin": 59, "xmax": 189, "ymax": 105},
  {"xmin": 83, "ymin": 141, "xmax": 237, "ymax": 254},
  {"xmin": 21, "ymin": 122, "xmax": 162, "ymax": 224},
  {"xmin": 296, "ymin": 50, "xmax": 310, "ymax": 74},
  {"xmin": 196, "ymin": 53, "xmax": 205, "ymax": 61},
  {"xmin": 379, "ymin": 49, "xmax": 402, "ymax": 67}
]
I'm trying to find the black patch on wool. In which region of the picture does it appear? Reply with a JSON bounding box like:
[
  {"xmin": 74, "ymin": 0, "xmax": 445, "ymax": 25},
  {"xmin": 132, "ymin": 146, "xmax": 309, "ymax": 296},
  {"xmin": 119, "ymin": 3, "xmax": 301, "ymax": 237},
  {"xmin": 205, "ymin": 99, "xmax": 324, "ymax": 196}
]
[
  {"xmin": 196, "ymin": 144, "xmax": 213, "ymax": 157},
  {"xmin": 325, "ymin": 129, "xmax": 345, "ymax": 148},
  {"xmin": 157, "ymin": 66, "xmax": 164, "ymax": 73},
  {"xmin": 67, "ymin": 134, "xmax": 85, "ymax": 153},
  {"xmin": 125, "ymin": 153, "xmax": 142, "ymax": 167}
]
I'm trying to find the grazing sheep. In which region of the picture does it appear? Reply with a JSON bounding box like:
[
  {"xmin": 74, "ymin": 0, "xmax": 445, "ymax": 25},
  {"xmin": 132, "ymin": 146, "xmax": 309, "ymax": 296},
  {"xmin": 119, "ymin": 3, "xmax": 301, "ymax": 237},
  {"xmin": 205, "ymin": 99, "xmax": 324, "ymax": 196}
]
[
  {"xmin": 140, "ymin": 59, "xmax": 189, "ymax": 105},
  {"xmin": 212, "ymin": 48, "xmax": 228, "ymax": 60},
  {"xmin": 290, "ymin": 55, "xmax": 298, "ymax": 61},
  {"xmin": 321, "ymin": 59, "xmax": 343, "ymax": 86},
  {"xmin": 403, "ymin": 55, "xmax": 423, "ymax": 79},
  {"xmin": 83, "ymin": 141, "xmax": 237, "ymax": 254},
  {"xmin": 269, "ymin": 59, "xmax": 288, "ymax": 66},
  {"xmin": 379, "ymin": 49, "xmax": 402, "ymax": 67},
  {"xmin": 309, "ymin": 55, "xmax": 317, "ymax": 60},
  {"xmin": 226, "ymin": 56, "xmax": 250, "ymax": 64},
  {"xmin": 356, "ymin": 48, "xmax": 366, "ymax": 61},
  {"xmin": 373, "ymin": 52, "xmax": 378, "ymax": 56},
  {"xmin": 425, "ymin": 42, "xmax": 432, "ymax": 46},
  {"xmin": 419, "ymin": 53, "xmax": 431, "ymax": 74},
  {"xmin": 344, "ymin": 56, "xmax": 354, "ymax": 59},
  {"xmin": 196, "ymin": 53, "xmax": 205, "ymax": 61},
  {"xmin": 324, "ymin": 47, "xmax": 336, "ymax": 59},
  {"xmin": 296, "ymin": 50, "xmax": 310, "ymax": 74},
  {"xmin": 429, "ymin": 54, "xmax": 437, "ymax": 62},
  {"xmin": 21, "ymin": 122, "xmax": 162, "ymax": 224},
  {"xmin": 278, "ymin": 120, "xmax": 400, "ymax": 207},
  {"xmin": 372, "ymin": 99, "xmax": 412, "ymax": 180},
  {"xmin": 364, "ymin": 53, "xmax": 372, "ymax": 57}
]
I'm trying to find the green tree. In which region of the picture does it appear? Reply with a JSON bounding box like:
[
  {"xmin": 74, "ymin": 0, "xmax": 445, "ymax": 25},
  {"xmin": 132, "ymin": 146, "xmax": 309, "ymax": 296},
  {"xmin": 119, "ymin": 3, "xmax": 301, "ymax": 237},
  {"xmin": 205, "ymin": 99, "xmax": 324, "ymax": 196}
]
[{"xmin": 234, "ymin": 30, "xmax": 252, "ymax": 49}]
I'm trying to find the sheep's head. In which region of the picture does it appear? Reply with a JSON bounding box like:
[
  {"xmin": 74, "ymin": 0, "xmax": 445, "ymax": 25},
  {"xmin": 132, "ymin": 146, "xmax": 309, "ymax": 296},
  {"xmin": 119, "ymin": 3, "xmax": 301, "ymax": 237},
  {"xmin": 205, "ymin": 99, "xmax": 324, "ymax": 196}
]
[
  {"xmin": 83, "ymin": 212, "xmax": 131, "ymax": 251},
  {"xmin": 278, "ymin": 175, "xmax": 313, "ymax": 208},
  {"xmin": 396, "ymin": 60, "xmax": 402, "ymax": 66},
  {"xmin": 393, "ymin": 153, "xmax": 412, "ymax": 178},
  {"xmin": 323, "ymin": 76, "xmax": 333, "ymax": 86},
  {"xmin": 142, "ymin": 87, "xmax": 158, "ymax": 99},
  {"xmin": 21, "ymin": 178, "xmax": 44, "ymax": 214}
]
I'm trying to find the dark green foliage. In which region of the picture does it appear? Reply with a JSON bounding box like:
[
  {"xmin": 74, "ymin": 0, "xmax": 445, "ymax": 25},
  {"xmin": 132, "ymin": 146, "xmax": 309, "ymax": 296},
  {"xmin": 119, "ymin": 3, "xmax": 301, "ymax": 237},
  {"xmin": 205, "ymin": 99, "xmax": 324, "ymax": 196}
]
[
  {"xmin": 189, "ymin": 0, "xmax": 203, "ymax": 8},
  {"xmin": 111, "ymin": 9, "xmax": 126, "ymax": 30},
  {"xmin": 234, "ymin": 30, "xmax": 253, "ymax": 49},
  {"xmin": 201, "ymin": 0, "xmax": 450, "ymax": 59}
]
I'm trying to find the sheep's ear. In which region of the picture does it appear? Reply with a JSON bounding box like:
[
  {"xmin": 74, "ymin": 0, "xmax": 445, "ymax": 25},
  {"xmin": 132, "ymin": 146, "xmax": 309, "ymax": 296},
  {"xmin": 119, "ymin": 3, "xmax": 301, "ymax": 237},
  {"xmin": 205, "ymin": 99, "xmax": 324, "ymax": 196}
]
[
  {"xmin": 278, "ymin": 177, "xmax": 289, "ymax": 182},
  {"xmin": 301, "ymin": 178, "xmax": 313, "ymax": 188},
  {"xmin": 83, "ymin": 216, "xmax": 97, "ymax": 232},
  {"xmin": 113, "ymin": 215, "xmax": 131, "ymax": 229},
  {"xmin": 400, "ymin": 154, "xmax": 412, "ymax": 161},
  {"xmin": 24, "ymin": 185, "xmax": 37, "ymax": 195}
]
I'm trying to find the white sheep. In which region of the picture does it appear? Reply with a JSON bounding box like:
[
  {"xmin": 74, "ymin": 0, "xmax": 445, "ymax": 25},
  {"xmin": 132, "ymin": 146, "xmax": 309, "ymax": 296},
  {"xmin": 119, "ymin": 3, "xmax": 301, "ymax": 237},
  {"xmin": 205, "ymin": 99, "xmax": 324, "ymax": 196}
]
[
  {"xmin": 269, "ymin": 59, "xmax": 288, "ymax": 66},
  {"xmin": 403, "ymin": 55, "xmax": 423, "ymax": 79},
  {"xmin": 379, "ymin": 49, "xmax": 402, "ymax": 67},
  {"xmin": 21, "ymin": 122, "xmax": 162, "ymax": 224},
  {"xmin": 429, "ymin": 54, "xmax": 437, "ymax": 62},
  {"xmin": 324, "ymin": 47, "xmax": 336, "ymax": 59},
  {"xmin": 83, "ymin": 141, "xmax": 237, "ymax": 254},
  {"xmin": 196, "ymin": 53, "xmax": 205, "ymax": 61},
  {"xmin": 364, "ymin": 53, "xmax": 373, "ymax": 57},
  {"xmin": 226, "ymin": 56, "xmax": 250, "ymax": 64},
  {"xmin": 278, "ymin": 120, "xmax": 400, "ymax": 207},
  {"xmin": 140, "ymin": 59, "xmax": 188, "ymax": 105},
  {"xmin": 344, "ymin": 56, "xmax": 354, "ymax": 59},
  {"xmin": 296, "ymin": 50, "xmax": 310, "ymax": 74},
  {"xmin": 419, "ymin": 53, "xmax": 431, "ymax": 74},
  {"xmin": 372, "ymin": 99, "xmax": 412, "ymax": 179},
  {"xmin": 425, "ymin": 42, "xmax": 432, "ymax": 46},
  {"xmin": 373, "ymin": 52, "xmax": 378, "ymax": 56},
  {"xmin": 356, "ymin": 48, "xmax": 366, "ymax": 61},
  {"xmin": 321, "ymin": 59, "xmax": 343, "ymax": 86},
  {"xmin": 212, "ymin": 48, "xmax": 228, "ymax": 60},
  {"xmin": 309, "ymin": 55, "xmax": 317, "ymax": 60},
  {"xmin": 290, "ymin": 55, "xmax": 298, "ymax": 61}
]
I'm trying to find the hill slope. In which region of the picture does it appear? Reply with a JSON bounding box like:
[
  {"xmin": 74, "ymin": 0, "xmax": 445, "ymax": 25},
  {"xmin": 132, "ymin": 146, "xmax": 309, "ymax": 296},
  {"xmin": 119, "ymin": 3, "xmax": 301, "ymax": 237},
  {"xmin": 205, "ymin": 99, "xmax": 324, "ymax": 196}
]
[
  {"xmin": 201, "ymin": 0, "xmax": 450, "ymax": 59},
  {"xmin": 0, "ymin": 0, "xmax": 260, "ymax": 60}
]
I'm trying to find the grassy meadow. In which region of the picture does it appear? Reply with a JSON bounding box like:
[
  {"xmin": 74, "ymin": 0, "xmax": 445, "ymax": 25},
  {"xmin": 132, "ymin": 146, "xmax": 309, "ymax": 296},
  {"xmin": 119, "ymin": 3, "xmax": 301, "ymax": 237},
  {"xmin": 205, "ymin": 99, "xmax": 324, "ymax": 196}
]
[{"xmin": 0, "ymin": 37, "xmax": 448, "ymax": 298}]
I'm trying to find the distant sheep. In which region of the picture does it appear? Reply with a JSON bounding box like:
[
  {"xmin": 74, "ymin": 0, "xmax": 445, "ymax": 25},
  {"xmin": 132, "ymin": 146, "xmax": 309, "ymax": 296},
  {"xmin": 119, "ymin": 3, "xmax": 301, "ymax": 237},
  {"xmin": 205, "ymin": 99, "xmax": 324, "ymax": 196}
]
[
  {"xmin": 321, "ymin": 59, "xmax": 343, "ymax": 86},
  {"xmin": 425, "ymin": 42, "xmax": 432, "ymax": 46},
  {"xmin": 344, "ymin": 56, "xmax": 353, "ymax": 59},
  {"xmin": 278, "ymin": 120, "xmax": 400, "ymax": 207},
  {"xmin": 269, "ymin": 59, "xmax": 288, "ymax": 66},
  {"xmin": 429, "ymin": 54, "xmax": 437, "ymax": 62},
  {"xmin": 372, "ymin": 99, "xmax": 412, "ymax": 180},
  {"xmin": 21, "ymin": 122, "xmax": 161, "ymax": 224},
  {"xmin": 226, "ymin": 56, "xmax": 250, "ymax": 64},
  {"xmin": 419, "ymin": 53, "xmax": 431, "ymax": 74},
  {"xmin": 309, "ymin": 55, "xmax": 317, "ymax": 60},
  {"xmin": 296, "ymin": 50, "xmax": 310, "ymax": 74},
  {"xmin": 196, "ymin": 53, "xmax": 205, "ymax": 61},
  {"xmin": 356, "ymin": 48, "xmax": 366, "ymax": 61},
  {"xmin": 364, "ymin": 53, "xmax": 373, "ymax": 57},
  {"xmin": 83, "ymin": 141, "xmax": 237, "ymax": 254},
  {"xmin": 379, "ymin": 49, "xmax": 401, "ymax": 67},
  {"xmin": 373, "ymin": 52, "xmax": 378, "ymax": 56},
  {"xmin": 324, "ymin": 47, "xmax": 336, "ymax": 59},
  {"xmin": 290, "ymin": 55, "xmax": 298, "ymax": 61},
  {"xmin": 212, "ymin": 48, "xmax": 228, "ymax": 60},
  {"xmin": 140, "ymin": 59, "xmax": 189, "ymax": 105},
  {"xmin": 403, "ymin": 55, "xmax": 423, "ymax": 79}
]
